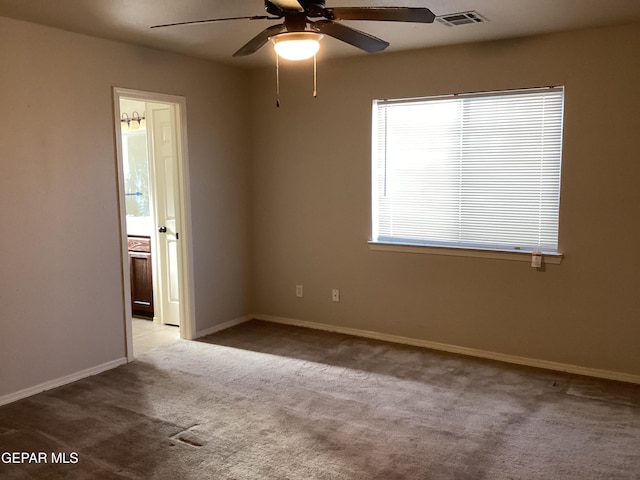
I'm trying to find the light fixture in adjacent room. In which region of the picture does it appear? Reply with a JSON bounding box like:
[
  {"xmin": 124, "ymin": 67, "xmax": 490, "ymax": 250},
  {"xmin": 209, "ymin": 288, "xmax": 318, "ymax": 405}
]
[
  {"xmin": 121, "ymin": 113, "xmax": 130, "ymax": 132},
  {"xmin": 129, "ymin": 111, "xmax": 140, "ymax": 131},
  {"xmin": 271, "ymin": 32, "xmax": 323, "ymax": 61},
  {"xmin": 121, "ymin": 112, "xmax": 146, "ymax": 132}
]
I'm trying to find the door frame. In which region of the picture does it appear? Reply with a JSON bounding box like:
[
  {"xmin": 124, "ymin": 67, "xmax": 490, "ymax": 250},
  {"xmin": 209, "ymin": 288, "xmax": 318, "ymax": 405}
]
[{"xmin": 113, "ymin": 87, "xmax": 196, "ymax": 361}]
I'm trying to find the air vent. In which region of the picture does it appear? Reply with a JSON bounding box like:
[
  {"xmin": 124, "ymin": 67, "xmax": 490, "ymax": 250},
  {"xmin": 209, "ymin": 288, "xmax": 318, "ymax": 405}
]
[{"xmin": 436, "ymin": 11, "xmax": 487, "ymax": 27}]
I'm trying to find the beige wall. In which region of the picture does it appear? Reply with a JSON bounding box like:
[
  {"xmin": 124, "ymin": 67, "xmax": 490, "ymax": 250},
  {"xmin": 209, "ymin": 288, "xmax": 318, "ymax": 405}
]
[
  {"xmin": 249, "ymin": 23, "xmax": 640, "ymax": 377},
  {"xmin": 1, "ymin": 15, "xmax": 639, "ymax": 401},
  {"xmin": 0, "ymin": 17, "xmax": 250, "ymax": 397}
]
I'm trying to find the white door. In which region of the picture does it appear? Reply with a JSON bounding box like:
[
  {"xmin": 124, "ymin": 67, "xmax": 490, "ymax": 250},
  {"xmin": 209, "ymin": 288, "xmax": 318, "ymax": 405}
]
[{"xmin": 148, "ymin": 102, "xmax": 181, "ymax": 327}]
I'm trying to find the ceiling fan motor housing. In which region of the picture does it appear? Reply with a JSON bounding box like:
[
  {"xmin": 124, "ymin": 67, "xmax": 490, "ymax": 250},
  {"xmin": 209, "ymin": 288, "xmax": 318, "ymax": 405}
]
[
  {"xmin": 284, "ymin": 13, "xmax": 309, "ymax": 32},
  {"xmin": 303, "ymin": 1, "xmax": 329, "ymax": 17},
  {"xmin": 265, "ymin": 0, "xmax": 328, "ymax": 17}
]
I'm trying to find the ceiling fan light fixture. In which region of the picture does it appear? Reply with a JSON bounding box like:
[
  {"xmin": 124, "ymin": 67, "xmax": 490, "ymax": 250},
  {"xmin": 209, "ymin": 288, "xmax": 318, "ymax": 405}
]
[{"xmin": 271, "ymin": 32, "xmax": 323, "ymax": 60}]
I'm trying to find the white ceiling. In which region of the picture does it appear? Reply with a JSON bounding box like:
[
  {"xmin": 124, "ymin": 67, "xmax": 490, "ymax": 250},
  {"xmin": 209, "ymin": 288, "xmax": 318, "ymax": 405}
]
[{"xmin": 2, "ymin": 0, "xmax": 640, "ymax": 68}]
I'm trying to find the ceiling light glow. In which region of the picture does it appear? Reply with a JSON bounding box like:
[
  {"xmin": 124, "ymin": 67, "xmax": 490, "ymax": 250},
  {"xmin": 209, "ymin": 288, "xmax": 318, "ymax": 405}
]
[{"xmin": 271, "ymin": 32, "xmax": 323, "ymax": 61}]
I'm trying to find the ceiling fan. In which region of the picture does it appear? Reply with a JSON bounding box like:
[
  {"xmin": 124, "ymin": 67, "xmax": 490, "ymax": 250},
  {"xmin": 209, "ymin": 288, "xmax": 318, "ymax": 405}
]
[{"xmin": 151, "ymin": 0, "xmax": 436, "ymax": 60}]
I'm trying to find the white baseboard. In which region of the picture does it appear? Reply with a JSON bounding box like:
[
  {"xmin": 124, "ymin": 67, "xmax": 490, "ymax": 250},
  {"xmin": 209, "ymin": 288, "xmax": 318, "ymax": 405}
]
[
  {"xmin": 4, "ymin": 314, "xmax": 635, "ymax": 408},
  {"xmin": 253, "ymin": 314, "xmax": 640, "ymax": 385},
  {"xmin": 0, "ymin": 357, "xmax": 127, "ymax": 407},
  {"xmin": 195, "ymin": 315, "xmax": 252, "ymax": 339}
]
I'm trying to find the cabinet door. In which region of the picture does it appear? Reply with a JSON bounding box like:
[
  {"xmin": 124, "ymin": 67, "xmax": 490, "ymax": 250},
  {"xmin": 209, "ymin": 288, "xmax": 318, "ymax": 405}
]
[{"xmin": 130, "ymin": 251, "xmax": 154, "ymax": 318}]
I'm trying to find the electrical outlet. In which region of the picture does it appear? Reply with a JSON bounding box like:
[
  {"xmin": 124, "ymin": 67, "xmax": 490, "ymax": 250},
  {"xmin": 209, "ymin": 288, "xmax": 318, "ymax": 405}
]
[
  {"xmin": 296, "ymin": 285, "xmax": 303, "ymax": 298},
  {"xmin": 331, "ymin": 289, "xmax": 340, "ymax": 302}
]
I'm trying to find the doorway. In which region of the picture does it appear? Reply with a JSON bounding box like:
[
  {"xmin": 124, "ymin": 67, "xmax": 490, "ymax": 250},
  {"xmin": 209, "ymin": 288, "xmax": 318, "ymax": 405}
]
[{"xmin": 114, "ymin": 88, "xmax": 195, "ymax": 360}]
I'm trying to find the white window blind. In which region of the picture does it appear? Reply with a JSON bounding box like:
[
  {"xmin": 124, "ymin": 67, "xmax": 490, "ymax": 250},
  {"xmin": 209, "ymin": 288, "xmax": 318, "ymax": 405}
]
[{"xmin": 372, "ymin": 87, "xmax": 564, "ymax": 253}]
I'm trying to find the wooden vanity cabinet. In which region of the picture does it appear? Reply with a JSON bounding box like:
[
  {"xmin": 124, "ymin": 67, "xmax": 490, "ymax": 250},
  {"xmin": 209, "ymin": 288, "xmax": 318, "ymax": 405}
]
[{"xmin": 128, "ymin": 236, "xmax": 154, "ymax": 318}]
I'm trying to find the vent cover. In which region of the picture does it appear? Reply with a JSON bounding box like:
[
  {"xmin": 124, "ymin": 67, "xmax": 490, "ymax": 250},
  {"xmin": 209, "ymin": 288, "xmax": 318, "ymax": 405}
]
[{"xmin": 437, "ymin": 11, "xmax": 487, "ymax": 27}]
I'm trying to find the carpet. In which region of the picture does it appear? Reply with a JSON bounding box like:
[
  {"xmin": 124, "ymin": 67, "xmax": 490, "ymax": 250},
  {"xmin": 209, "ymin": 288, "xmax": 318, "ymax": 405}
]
[{"xmin": 1, "ymin": 320, "xmax": 639, "ymax": 479}]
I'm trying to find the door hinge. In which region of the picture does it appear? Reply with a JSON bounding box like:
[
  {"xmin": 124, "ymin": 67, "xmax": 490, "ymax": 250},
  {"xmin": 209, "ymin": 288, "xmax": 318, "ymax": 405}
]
[{"xmin": 176, "ymin": 232, "xmax": 179, "ymax": 240}]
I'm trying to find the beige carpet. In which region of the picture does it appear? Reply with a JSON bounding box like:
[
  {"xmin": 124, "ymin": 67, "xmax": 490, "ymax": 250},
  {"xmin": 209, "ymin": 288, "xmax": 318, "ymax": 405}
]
[{"xmin": 1, "ymin": 320, "xmax": 639, "ymax": 479}]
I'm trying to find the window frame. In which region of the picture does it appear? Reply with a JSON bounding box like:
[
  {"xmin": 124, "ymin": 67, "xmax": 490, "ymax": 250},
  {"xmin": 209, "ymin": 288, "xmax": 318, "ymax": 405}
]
[{"xmin": 370, "ymin": 87, "xmax": 565, "ymax": 263}]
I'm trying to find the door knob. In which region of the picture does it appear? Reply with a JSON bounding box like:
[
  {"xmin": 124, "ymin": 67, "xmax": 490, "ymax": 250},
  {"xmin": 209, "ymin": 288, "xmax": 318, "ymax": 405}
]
[{"xmin": 158, "ymin": 226, "xmax": 167, "ymax": 233}]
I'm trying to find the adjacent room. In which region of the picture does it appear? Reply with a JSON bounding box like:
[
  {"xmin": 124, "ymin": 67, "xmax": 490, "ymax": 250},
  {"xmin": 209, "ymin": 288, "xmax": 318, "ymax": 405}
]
[{"xmin": 1, "ymin": 0, "xmax": 639, "ymax": 478}]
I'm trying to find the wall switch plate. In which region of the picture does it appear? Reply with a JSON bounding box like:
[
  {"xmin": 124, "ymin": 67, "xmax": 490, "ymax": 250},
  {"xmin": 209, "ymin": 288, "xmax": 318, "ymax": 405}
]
[
  {"xmin": 296, "ymin": 285, "xmax": 303, "ymax": 298},
  {"xmin": 331, "ymin": 289, "xmax": 340, "ymax": 302}
]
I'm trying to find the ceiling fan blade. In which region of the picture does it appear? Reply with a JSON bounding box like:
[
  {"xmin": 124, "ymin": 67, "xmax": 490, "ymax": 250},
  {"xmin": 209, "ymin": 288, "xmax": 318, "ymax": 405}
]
[
  {"xmin": 233, "ymin": 23, "xmax": 286, "ymax": 57},
  {"xmin": 151, "ymin": 15, "xmax": 277, "ymax": 29},
  {"xmin": 313, "ymin": 20, "xmax": 389, "ymax": 53},
  {"xmin": 269, "ymin": 0, "xmax": 304, "ymax": 12},
  {"xmin": 324, "ymin": 7, "xmax": 436, "ymax": 23}
]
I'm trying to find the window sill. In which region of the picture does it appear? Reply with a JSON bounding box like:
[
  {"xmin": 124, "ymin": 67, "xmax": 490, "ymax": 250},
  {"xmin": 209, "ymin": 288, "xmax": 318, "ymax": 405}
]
[{"xmin": 368, "ymin": 241, "xmax": 563, "ymax": 264}]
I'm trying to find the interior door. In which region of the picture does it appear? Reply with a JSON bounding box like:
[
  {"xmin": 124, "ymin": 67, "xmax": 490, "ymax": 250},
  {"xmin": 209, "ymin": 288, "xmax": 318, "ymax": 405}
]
[{"xmin": 148, "ymin": 102, "xmax": 181, "ymax": 327}]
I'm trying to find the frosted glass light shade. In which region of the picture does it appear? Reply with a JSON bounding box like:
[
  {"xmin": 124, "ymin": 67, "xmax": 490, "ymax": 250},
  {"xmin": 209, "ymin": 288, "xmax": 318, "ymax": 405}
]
[{"xmin": 272, "ymin": 32, "xmax": 323, "ymax": 60}]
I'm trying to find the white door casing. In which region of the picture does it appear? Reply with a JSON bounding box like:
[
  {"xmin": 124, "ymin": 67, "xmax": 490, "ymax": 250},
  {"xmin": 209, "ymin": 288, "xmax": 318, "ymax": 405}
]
[{"xmin": 113, "ymin": 87, "xmax": 195, "ymax": 361}]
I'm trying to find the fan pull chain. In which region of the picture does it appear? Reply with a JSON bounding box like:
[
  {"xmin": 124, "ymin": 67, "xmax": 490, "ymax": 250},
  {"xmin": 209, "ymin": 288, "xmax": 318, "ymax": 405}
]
[
  {"xmin": 313, "ymin": 54, "xmax": 318, "ymax": 98},
  {"xmin": 275, "ymin": 53, "xmax": 318, "ymax": 106},
  {"xmin": 276, "ymin": 53, "xmax": 280, "ymax": 108}
]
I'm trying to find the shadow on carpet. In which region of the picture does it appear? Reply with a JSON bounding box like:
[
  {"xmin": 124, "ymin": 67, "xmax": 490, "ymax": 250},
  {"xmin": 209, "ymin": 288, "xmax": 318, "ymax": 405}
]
[{"xmin": 1, "ymin": 320, "xmax": 639, "ymax": 479}]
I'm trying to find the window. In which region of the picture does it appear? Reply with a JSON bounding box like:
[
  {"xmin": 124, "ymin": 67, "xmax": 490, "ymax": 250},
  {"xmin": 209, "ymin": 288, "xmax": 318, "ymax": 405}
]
[{"xmin": 372, "ymin": 87, "xmax": 564, "ymax": 256}]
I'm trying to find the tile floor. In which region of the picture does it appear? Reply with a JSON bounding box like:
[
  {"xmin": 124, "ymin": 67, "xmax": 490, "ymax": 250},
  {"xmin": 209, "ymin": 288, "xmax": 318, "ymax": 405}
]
[{"xmin": 132, "ymin": 317, "xmax": 180, "ymax": 356}]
